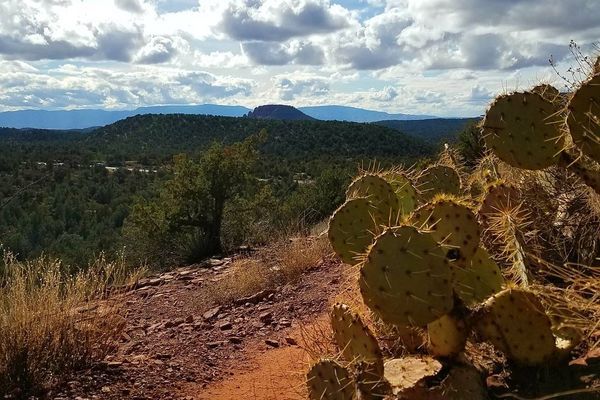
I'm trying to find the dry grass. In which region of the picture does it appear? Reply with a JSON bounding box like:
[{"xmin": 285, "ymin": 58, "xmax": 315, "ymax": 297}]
[
  {"xmin": 0, "ymin": 251, "xmax": 140, "ymax": 396},
  {"xmin": 206, "ymin": 235, "xmax": 331, "ymax": 306}
]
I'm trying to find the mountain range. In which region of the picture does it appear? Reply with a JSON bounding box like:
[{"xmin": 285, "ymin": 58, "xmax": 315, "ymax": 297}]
[{"xmin": 0, "ymin": 104, "xmax": 437, "ymax": 130}]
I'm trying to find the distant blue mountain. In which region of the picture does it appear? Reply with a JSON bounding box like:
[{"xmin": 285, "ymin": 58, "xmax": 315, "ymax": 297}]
[
  {"xmin": 298, "ymin": 105, "xmax": 436, "ymax": 122},
  {"xmin": 0, "ymin": 104, "xmax": 437, "ymax": 130},
  {"xmin": 0, "ymin": 105, "xmax": 251, "ymax": 130}
]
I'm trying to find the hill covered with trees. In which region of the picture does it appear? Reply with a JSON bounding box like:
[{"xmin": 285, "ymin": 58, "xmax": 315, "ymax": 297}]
[{"xmin": 0, "ymin": 114, "xmax": 436, "ymax": 267}]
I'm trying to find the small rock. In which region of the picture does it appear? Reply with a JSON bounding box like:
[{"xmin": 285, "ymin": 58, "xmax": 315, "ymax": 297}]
[
  {"xmin": 279, "ymin": 318, "xmax": 291, "ymax": 327},
  {"xmin": 228, "ymin": 336, "xmax": 243, "ymax": 344},
  {"xmin": 259, "ymin": 312, "xmax": 273, "ymax": 324},
  {"xmin": 218, "ymin": 321, "xmax": 233, "ymax": 330},
  {"xmin": 164, "ymin": 318, "xmax": 185, "ymax": 328},
  {"xmin": 207, "ymin": 341, "xmax": 226, "ymax": 348},
  {"xmin": 203, "ymin": 306, "xmax": 221, "ymax": 320},
  {"xmin": 265, "ymin": 339, "xmax": 280, "ymax": 348},
  {"xmin": 185, "ymin": 315, "xmax": 194, "ymax": 323},
  {"xmin": 285, "ymin": 337, "xmax": 298, "ymax": 346}
]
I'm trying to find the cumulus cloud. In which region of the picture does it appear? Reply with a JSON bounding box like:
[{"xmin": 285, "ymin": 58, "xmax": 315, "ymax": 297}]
[
  {"xmin": 242, "ymin": 40, "xmax": 324, "ymax": 65},
  {"xmin": 219, "ymin": 0, "xmax": 351, "ymax": 42},
  {"xmin": 0, "ymin": 64, "xmax": 254, "ymax": 110},
  {"xmin": 371, "ymin": 86, "xmax": 399, "ymax": 102},
  {"xmin": 273, "ymin": 76, "xmax": 329, "ymax": 100},
  {"xmin": 135, "ymin": 36, "xmax": 181, "ymax": 64}
]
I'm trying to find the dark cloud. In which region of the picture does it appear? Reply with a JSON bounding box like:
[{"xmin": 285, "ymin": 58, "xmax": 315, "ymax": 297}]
[
  {"xmin": 242, "ymin": 41, "xmax": 324, "ymax": 65},
  {"xmin": 114, "ymin": 0, "xmax": 144, "ymax": 14},
  {"xmin": 220, "ymin": 0, "xmax": 349, "ymax": 42},
  {"xmin": 135, "ymin": 36, "xmax": 179, "ymax": 64}
]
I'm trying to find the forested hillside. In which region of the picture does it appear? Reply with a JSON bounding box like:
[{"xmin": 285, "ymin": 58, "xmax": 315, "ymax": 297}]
[
  {"xmin": 0, "ymin": 115, "xmax": 435, "ymax": 267},
  {"xmin": 375, "ymin": 117, "xmax": 478, "ymax": 143}
]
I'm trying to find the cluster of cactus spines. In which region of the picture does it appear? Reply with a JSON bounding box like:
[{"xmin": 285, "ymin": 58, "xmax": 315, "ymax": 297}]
[
  {"xmin": 451, "ymin": 247, "xmax": 504, "ymax": 306},
  {"xmin": 416, "ymin": 165, "xmax": 461, "ymax": 201},
  {"xmin": 359, "ymin": 227, "xmax": 454, "ymax": 327},
  {"xmin": 427, "ymin": 312, "xmax": 468, "ymax": 357},
  {"xmin": 330, "ymin": 303, "xmax": 383, "ymax": 373},
  {"xmin": 532, "ymin": 83, "xmax": 561, "ymax": 104},
  {"xmin": 328, "ymin": 198, "xmax": 380, "ymax": 265},
  {"xmin": 307, "ymin": 359, "xmax": 356, "ymax": 400},
  {"xmin": 478, "ymin": 181, "xmax": 521, "ymax": 224},
  {"xmin": 566, "ymin": 74, "xmax": 600, "ymax": 163},
  {"xmin": 411, "ymin": 197, "xmax": 481, "ymax": 262},
  {"xmin": 473, "ymin": 288, "xmax": 558, "ymax": 365}
]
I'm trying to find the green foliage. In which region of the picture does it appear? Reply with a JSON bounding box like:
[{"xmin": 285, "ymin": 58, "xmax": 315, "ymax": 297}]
[
  {"xmin": 457, "ymin": 121, "xmax": 485, "ymax": 167},
  {"xmin": 123, "ymin": 133, "xmax": 264, "ymax": 266}
]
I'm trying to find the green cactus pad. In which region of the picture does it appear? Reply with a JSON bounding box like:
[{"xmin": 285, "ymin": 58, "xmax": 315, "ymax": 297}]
[
  {"xmin": 328, "ymin": 198, "xmax": 380, "ymax": 265},
  {"xmin": 330, "ymin": 303, "xmax": 383, "ymax": 373},
  {"xmin": 347, "ymin": 174, "xmax": 399, "ymax": 225},
  {"xmin": 412, "ymin": 198, "xmax": 481, "ymax": 261},
  {"xmin": 306, "ymin": 359, "xmax": 356, "ymax": 400},
  {"xmin": 383, "ymin": 356, "xmax": 442, "ymax": 396},
  {"xmin": 359, "ymin": 227, "xmax": 453, "ymax": 326},
  {"xmin": 482, "ymin": 91, "xmax": 564, "ymax": 170},
  {"xmin": 416, "ymin": 165, "xmax": 461, "ymax": 201},
  {"xmin": 452, "ymin": 247, "xmax": 504, "ymax": 306},
  {"xmin": 382, "ymin": 171, "xmax": 419, "ymax": 215},
  {"xmin": 566, "ymin": 74, "xmax": 600, "ymax": 163},
  {"xmin": 427, "ymin": 314, "xmax": 468, "ymax": 357},
  {"xmin": 474, "ymin": 288, "xmax": 556, "ymax": 365}
]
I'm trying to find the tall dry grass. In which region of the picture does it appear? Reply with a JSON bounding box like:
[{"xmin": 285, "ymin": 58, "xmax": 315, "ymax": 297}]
[
  {"xmin": 206, "ymin": 235, "xmax": 331, "ymax": 306},
  {"xmin": 0, "ymin": 251, "xmax": 140, "ymax": 396}
]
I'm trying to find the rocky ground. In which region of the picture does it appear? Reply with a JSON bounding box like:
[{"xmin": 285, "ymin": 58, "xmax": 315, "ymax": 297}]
[{"xmin": 48, "ymin": 256, "xmax": 344, "ymax": 400}]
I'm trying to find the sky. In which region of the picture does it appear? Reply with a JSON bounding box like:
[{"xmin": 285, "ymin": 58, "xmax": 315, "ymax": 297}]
[{"xmin": 0, "ymin": 0, "xmax": 599, "ymax": 117}]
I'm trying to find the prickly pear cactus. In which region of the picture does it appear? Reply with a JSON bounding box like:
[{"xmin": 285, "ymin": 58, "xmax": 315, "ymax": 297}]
[
  {"xmin": 330, "ymin": 303, "xmax": 383, "ymax": 373},
  {"xmin": 346, "ymin": 174, "xmax": 399, "ymax": 224},
  {"xmin": 382, "ymin": 171, "xmax": 419, "ymax": 216},
  {"xmin": 328, "ymin": 198, "xmax": 379, "ymax": 265},
  {"xmin": 359, "ymin": 227, "xmax": 453, "ymax": 326},
  {"xmin": 474, "ymin": 288, "xmax": 557, "ymax": 365},
  {"xmin": 416, "ymin": 165, "xmax": 461, "ymax": 201},
  {"xmin": 566, "ymin": 74, "xmax": 600, "ymax": 163},
  {"xmin": 433, "ymin": 365, "xmax": 489, "ymax": 400},
  {"xmin": 412, "ymin": 198, "xmax": 481, "ymax": 261},
  {"xmin": 355, "ymin": 361, "xmax": 390, "ymax": 400},
  {"xmin": 452, "ymin": 247, "xmax": 504, "ymax": 306},
  {"xmin": 306, "ymin": 359, "xmax": 356, "ymax": 400},
  {"xmin": 482, "ymin": 91, "xmax": 565, "ymax": 170},
  {"xmin": 427, "ymin": 313, "xmax": 468, "ymax": 357}
]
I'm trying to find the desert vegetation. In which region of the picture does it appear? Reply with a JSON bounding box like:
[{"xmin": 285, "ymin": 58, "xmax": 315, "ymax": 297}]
[{"xmin": 307, "ymin": 57, "xmax": 600, "ymax": 398}]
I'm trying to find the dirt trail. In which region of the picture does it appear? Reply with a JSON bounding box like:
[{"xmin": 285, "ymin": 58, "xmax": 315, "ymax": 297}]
[{"xmin": 52, "ymin": 257, "xmax": 344, "ymax": 400}]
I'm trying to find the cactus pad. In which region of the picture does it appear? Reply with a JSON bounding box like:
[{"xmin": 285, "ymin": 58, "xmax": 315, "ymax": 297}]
[
  {"xmin": 328, "ymin": 198, "xmax": 380, "ymax": 265},
  {"xmin": 306, "ymin": 359, "xmax": 356, "ymax": 400},
  {"xmin": 330, "ymin": 303, "xmax": 383, "ymax": 373},
  {"xmin": 383, "ymin": 356, "xmax": 442, "ymax": 396},
  {"xmin": 382, "ymin": 171, "xmax": 419, "ymax": 215},
  {"xmin": 347, "ymin": 174, "xmax": 399, "ymax": 224},
  {"xmin": 482, "ymin": 92, "xmax": 564, "ymax": 170},
  {"xmin": 412, "ymin": 198, "xmax": 481, "ymax": 261},
  {"xmin": 435, "ymin": 365, "xmax": 488, "ymax": 400},
  {"xmin": 427, "ymin": 314, "xmax": 468, "ymax": 357},
  {"xmin": 452, "ymin": 247, "xmax": 504, "ymax": 306},
  {"xmin": 478, "ymin": 182, "xmax": 521, "ymax": 224},
  {"xmin": 566, "ymin": 74, "xmax": 600, "ymax": 163},
  {"xmin": 359, "ymin": 227, "xmax": 453, "ymax": 326},
  {"xmin": 416, "ymin": 165, "xmax": 461, "ymax": 201},
  {"xmin": 474, "ymin": 288, "xmax": 556, "ymax": 365}
]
